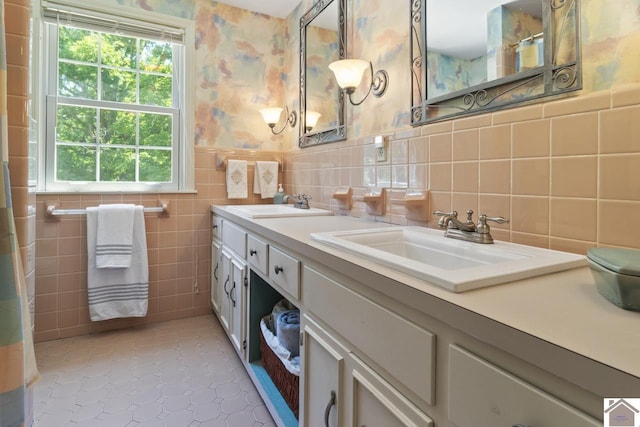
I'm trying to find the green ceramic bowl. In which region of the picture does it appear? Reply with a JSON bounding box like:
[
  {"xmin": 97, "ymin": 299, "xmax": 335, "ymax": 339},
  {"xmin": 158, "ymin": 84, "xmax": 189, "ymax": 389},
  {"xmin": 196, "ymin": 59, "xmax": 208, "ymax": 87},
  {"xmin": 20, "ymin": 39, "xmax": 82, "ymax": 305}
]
[{"xmin": 587, "ymin": 248, "xmax": 640, "ymax": 312}]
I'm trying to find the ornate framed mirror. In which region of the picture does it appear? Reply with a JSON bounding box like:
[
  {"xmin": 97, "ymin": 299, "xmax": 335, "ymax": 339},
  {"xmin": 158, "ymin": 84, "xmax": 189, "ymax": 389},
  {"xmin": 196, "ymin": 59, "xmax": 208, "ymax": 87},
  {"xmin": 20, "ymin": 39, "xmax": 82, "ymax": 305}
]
[
  {"xmin": 299, "ymin": 0, "xmax": 346, "ymax": 148},
  {"xmin": 411, "ymin": 0, "xmax": 581, "ymax": 125}
]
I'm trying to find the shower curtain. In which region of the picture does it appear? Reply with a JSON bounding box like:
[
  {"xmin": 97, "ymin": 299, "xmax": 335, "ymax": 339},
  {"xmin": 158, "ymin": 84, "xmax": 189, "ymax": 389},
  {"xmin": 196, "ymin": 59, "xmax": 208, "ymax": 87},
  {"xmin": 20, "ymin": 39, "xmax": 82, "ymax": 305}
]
[{"xmin": 0, "ymin": 0, "xmax": 39, "ymax": 425}]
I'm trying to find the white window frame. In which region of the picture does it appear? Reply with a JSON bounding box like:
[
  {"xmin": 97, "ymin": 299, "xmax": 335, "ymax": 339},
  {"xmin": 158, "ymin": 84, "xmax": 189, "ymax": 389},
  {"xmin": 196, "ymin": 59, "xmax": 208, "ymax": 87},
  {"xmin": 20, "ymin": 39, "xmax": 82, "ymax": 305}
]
[{"xmin": 36, "ymin": 0, "xmax": 194, "ymax": 193}]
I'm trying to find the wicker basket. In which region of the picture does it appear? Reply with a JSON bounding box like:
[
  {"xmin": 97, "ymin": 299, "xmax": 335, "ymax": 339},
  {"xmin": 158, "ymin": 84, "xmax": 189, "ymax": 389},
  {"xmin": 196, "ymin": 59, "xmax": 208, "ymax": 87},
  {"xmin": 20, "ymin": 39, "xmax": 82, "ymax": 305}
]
[{"xmin": 259, "ymin": 324, "xmax": 299, "ymax": 418}]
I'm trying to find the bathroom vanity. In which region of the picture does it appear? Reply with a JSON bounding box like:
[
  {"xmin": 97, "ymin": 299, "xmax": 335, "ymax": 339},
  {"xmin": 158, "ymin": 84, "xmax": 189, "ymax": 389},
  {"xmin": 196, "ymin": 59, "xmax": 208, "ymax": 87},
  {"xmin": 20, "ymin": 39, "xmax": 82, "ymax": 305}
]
[{"xmin": 211, "ymin": 205, "xmax": 640, "ymax": 427}]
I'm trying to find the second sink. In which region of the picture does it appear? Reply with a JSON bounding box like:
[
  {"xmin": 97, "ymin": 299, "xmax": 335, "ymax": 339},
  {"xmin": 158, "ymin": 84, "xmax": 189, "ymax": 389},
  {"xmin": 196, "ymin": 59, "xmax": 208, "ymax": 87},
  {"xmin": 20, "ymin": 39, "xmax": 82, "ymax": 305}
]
[{"xmin": 311, "ymin": 226, "xmax": 586, "ymax": 292}]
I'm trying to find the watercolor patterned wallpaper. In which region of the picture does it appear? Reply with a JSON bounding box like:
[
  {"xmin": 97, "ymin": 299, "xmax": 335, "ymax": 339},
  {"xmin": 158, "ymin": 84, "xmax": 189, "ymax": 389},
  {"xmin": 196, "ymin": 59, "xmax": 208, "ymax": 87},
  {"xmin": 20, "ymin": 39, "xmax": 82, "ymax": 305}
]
[{"xmin": 100, "ymin": 0, "xmax": 639, "ymax": 151}]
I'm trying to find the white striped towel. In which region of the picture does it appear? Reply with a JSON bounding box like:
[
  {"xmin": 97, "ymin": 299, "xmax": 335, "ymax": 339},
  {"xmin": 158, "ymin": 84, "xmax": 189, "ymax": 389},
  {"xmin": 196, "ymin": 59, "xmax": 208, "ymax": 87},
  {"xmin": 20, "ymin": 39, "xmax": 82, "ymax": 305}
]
[
  {"xmin": 253, "ymin": 161, "xmax": 279, "ymax": 198},
  {"xmin": 226, "ymin": 159, "xmax": 248, "ymax": 199},
  {"xmin": 96, "ymin": 204, "xmax": 135, "ymax": 268},
  {"xmin": 87, "ymin": 206, "xmax": 149, "ymax": 321}
]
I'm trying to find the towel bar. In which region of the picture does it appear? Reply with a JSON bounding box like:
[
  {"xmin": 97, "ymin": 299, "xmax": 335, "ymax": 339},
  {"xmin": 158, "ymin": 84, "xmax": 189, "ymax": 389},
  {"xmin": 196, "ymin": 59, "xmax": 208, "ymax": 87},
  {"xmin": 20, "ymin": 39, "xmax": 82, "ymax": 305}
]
[
  {"xmin": 214, "ymin": 152, "xmax": 282, "ymax": 171},
  {"xmin": 45, "ymin": 202, "xmax": 169, "ymax": 218}
]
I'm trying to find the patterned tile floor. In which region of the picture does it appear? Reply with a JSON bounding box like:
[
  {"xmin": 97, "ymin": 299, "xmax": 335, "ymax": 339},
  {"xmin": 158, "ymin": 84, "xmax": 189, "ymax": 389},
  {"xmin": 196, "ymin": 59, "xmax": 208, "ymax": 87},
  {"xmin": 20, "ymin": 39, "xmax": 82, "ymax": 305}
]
[{"xmin": 33, "ymin": 315, "xmax": 275, "ymax": 427}]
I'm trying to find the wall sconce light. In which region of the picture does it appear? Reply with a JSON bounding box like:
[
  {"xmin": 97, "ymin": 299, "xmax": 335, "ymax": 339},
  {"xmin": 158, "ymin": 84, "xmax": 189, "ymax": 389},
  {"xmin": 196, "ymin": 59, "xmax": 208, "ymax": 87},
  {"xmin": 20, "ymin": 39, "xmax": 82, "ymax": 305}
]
[
  {"xmin": 328, "ymin": 59, "xmax": 389, "ymax": 106},
  {"xmin": 259, "ymin": 106, "xmax": 297, "ymax": 135},
  {"xmin": 305, "ymin": 110, "xmax": 321, "ymax": 132}
]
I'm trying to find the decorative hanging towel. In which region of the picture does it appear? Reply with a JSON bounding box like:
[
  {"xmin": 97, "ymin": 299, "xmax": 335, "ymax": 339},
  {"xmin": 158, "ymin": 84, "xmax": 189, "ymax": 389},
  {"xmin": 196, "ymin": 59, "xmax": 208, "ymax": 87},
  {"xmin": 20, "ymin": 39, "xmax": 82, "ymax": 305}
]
[
  {"xmin": 226, "ymin": 159, "xmax": 248, "ymax": 199},
  {"xmin": 254, "ymin": 161, "xmax": 279, "ymax": 198}
]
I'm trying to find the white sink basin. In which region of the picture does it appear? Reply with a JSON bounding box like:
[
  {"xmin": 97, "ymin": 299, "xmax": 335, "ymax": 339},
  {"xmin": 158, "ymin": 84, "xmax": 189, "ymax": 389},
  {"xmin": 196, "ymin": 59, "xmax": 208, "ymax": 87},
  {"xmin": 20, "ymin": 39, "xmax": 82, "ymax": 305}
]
[
  {"xmin": 311, "ymin": 226, "xmax": 586, "ymax": 292},
  {"xmin": 226, "ymin": 204, "xmax": 333, "ymax": 219}
]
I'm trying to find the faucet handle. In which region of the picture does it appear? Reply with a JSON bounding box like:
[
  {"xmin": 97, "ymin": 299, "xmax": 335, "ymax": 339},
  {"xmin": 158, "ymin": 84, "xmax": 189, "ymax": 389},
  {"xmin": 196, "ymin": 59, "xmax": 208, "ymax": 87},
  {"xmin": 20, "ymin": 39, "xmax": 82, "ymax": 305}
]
[
  {"xmin": 433, "ymin": 210, "xmax": 457, "ymax": 218},
  {"xmin": 479, "ymin": 214, "xmax": 509, "ymax": 224},
  {"xmin": 433, "ymin": 210, "xmax": 458, "ymax": 228},
  {"xmin": 477, "ymin": 214, "xmax": 509, "ymax": 235}
]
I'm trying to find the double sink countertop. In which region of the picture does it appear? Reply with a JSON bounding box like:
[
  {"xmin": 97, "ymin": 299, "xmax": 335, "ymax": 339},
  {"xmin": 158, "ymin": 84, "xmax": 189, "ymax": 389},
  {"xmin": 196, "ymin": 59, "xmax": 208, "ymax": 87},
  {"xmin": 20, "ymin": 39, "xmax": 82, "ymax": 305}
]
[{"xmin": 211, "ymin": 205, "xmax": 640, "ymax": 396}]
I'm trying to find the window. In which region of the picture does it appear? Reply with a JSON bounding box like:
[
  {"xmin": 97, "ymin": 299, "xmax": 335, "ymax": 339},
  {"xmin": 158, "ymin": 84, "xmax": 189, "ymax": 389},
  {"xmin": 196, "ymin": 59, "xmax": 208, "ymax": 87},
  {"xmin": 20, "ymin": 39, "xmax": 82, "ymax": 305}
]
[{"xmin": 41, "ymin": 3, "xmax": 194, "ymax": 192}]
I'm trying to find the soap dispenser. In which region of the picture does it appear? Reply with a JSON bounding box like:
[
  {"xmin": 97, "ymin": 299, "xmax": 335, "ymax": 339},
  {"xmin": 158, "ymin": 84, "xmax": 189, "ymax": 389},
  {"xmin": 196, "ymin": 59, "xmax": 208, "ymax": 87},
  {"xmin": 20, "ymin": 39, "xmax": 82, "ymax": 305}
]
[{"xmin": 274, "ymin": 184, "xmax": 285, "ymax": 204}]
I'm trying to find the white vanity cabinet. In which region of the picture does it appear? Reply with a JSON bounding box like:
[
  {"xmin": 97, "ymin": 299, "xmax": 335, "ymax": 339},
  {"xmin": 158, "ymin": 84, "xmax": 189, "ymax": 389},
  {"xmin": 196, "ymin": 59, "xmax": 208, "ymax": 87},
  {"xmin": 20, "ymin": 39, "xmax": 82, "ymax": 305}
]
[{"xmin": 211, "ymin": 207, "xmax": 609, "ymax": 427}]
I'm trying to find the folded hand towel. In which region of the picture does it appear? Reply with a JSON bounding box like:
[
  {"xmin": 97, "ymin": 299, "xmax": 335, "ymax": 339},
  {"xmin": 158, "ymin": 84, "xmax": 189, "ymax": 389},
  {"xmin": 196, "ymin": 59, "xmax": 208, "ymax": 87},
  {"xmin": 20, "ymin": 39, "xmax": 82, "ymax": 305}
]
[
  {"xmin": 87, "ymin": 206, "xmax": 149, "ymax": 321},
  {"xmin": 269, "ymin": 298, "xmax": 297, "ymax": 333},
  {"xmin": 226, "ymin": 159, "xmax": 248, "ymax": 199},
  {"xmin": 253, "ymin": 161, "xmax": 279, "ymax": 199},
  {"xmin": 276, "ymin": 310, "xmax": 300, "ymax": 357},
  {"xmin": 96, "ymin": 204, "xmax": 135, "ymax": 268}
]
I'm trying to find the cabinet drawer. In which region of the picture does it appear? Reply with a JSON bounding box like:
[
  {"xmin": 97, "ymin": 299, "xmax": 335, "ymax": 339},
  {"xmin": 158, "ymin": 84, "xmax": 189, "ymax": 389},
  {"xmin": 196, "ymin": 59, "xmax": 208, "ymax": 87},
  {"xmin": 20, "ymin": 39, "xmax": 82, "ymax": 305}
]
[
  {"xmin": 212, "ymin": 215, "xmax": 223, "ymax": 240},
  {"xmin": 448, "ymin": 345, "xmax": 599, "ymax": 427},
  {"xmin": 268, "ymin": 246, "xmax": 300, "ymax": 299},
  {"xmin": 247, "ymin": 234, "xmax": 268, "ymax": 275},
  {"xmin": 303, "ymin": 266, "xmax": 436, "ymax": 406},
  {"xmin": 222, "ymin": 220, "xmax": 246, "ymax": 258}
]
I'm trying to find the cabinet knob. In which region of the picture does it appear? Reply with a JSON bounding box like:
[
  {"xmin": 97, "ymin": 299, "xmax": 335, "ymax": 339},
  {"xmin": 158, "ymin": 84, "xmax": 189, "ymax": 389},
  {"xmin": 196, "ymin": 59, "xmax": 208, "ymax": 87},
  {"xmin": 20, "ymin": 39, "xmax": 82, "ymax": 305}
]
[
  {"xmin": 274, "ymin": 265, "xmax": 283, "ymax": 275},
  {"xmin": 324, "ymin": 390, "xmax": 336, "ymax": 427},
  {"xmin": 249, "ymin": 249, "xmax": 257, "ymax": 256}
]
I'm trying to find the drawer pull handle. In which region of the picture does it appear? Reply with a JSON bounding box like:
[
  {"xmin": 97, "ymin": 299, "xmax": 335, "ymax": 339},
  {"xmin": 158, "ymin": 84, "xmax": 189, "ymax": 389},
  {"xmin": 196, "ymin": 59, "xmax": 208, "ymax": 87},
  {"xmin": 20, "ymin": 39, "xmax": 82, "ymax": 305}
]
[
  {"xmin": 274, "ymin": 265, "xmax": 284, "ymax": 275},
  {"xmin": 214, "ymin": 263, "xmax": 219, "ymax": 281},
  {"xmin": 249, "ymin": 249, "xmax": 257, "ymax": 256},
  {"xmin": 324, "ymin": 390, "xmax": 336, "ymax": 427},
  {"xmin": 213, "ymin": 224, "xmax": 218, "ymax": 229},
  {"xmin": 224, "ymin": 276, "xmax": 230, "ymax": 296}
]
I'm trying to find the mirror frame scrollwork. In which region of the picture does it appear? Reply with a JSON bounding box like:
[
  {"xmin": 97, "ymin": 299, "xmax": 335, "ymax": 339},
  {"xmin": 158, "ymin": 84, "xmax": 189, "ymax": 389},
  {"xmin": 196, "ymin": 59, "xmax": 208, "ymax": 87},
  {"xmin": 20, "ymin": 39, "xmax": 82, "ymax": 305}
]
[
  {"xmin": 411, "ymin": 0, "xmax": 582, "ymax": 125},
  {"xmin": 299, "ymin": 0, "xmax": 347, "ymax": 148}
]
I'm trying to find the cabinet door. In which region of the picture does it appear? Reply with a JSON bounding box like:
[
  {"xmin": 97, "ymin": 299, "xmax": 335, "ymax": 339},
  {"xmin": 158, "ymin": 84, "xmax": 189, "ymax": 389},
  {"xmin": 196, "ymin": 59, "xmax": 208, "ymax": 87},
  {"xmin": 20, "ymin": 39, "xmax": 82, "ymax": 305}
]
[
  {"xmin": 219, "ymin": 249, "xmax": 233, "ymax": 332},
  {"xmin": 349, "ymin": 354, "xmax": 433, "ymax": 427},
  {"xmin": 300, "ymin": 314, "xmax": 347, "ymax": 427},
  {"xmin": 229, "ymin": 257, "xmax": 247, "ymax": 358},
  {"xmin": 211, "ymin": 240, "xmax": 222, "ymax": 314}
]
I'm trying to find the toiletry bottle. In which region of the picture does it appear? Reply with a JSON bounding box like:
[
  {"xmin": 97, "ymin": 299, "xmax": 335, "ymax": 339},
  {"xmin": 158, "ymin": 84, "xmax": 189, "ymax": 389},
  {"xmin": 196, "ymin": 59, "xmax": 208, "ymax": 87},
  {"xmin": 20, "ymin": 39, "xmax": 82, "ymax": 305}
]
[{"xmin": 274, "ymin": 184, "xmax": 285, "ymax": 204}]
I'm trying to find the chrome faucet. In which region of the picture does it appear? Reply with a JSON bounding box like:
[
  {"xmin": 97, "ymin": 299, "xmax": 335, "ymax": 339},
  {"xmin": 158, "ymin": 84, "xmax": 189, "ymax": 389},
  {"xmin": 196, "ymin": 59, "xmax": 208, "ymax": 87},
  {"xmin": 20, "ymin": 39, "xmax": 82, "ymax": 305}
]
[
  {"xmin": 283, "ymin": 193, "xmax": 311, "ymax": 209},
  {"xmin": 433, "ymin": 210, "xmax": 508, "ymax": 244}
]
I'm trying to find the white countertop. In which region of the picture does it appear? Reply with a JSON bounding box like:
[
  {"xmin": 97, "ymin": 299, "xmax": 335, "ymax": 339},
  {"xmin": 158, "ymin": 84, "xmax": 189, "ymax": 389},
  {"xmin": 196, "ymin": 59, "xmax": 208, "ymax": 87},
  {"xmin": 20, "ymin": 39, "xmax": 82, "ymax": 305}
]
[{"xmin": 211, "ymin": 206, "xmax": 640, "ymax": 395}]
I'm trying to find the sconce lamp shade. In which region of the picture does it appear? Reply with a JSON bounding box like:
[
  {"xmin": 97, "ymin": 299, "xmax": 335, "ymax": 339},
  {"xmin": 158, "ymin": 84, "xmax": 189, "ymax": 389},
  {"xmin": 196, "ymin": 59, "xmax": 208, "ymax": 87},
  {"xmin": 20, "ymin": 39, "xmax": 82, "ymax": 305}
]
[
  {"xmin": 259, "ymin": 107, "xmax": 284, "ymax": 126},
  {"xmin": 259, "ymin": 106, "xmax": 297, "ymax": 135},
  {"xmin": 329, "ymin": 59, "xmax": 369, "ymax": 93},
  {"xmin": 305, "ymin": 110, "xmax": 321, "ymax": 131}
]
